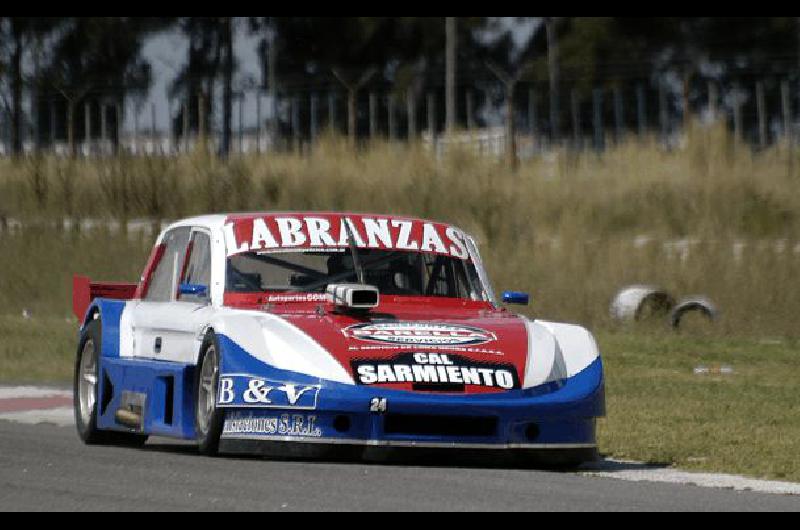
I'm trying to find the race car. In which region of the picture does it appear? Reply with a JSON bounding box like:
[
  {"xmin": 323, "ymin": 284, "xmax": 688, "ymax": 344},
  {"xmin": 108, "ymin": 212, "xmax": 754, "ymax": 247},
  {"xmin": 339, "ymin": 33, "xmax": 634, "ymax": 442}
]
[{"xmin": 72, "ymin": 212, "xmax": 604, "ymax": 466}]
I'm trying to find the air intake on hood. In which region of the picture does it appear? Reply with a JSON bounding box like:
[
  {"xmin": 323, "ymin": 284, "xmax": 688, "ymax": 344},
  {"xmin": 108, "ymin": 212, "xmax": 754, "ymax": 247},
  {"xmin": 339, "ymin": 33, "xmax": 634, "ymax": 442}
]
[{"xmin": 326, "ymin": 283, "xmax": 379, "ymax": 310}]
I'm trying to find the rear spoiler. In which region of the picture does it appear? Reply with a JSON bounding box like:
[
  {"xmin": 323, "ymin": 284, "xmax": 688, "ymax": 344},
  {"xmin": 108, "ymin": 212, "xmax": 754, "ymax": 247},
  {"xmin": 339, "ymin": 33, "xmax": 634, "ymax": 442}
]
[{"xmin": 72, "ymin": 275, "xmax": 138, "ymax": 321}]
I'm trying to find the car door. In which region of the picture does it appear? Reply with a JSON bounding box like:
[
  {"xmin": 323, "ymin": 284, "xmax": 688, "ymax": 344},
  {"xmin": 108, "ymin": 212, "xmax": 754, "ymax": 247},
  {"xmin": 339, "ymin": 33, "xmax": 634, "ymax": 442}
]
[{"xmin": 127, "ymin": 227, "xmax": 214, "ymax": 364}]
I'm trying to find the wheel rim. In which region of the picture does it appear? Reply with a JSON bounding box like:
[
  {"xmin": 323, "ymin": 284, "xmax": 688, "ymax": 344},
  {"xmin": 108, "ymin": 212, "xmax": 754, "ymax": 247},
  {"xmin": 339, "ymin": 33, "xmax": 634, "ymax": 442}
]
[
  {"xmin": 197, "ymin": 346, "xmax": 218, "ymax": 435},
  {"xmin": 78, "ymin": 338, "xmax": 98, "ymax": 427}
]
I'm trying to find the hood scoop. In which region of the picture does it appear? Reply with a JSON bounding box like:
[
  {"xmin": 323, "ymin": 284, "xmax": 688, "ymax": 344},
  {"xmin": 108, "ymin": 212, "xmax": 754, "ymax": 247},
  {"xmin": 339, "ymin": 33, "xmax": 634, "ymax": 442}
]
[{"xmin": 326, "ymin": 283, "xmax": 380, "ymax": 312}]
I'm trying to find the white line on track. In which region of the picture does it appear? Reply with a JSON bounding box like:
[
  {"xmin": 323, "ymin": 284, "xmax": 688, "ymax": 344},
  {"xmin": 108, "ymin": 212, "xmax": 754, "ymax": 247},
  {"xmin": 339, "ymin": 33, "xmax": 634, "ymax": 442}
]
[
  {"xmin": 580, "ymin": 459, "xmax": 800, "ymax": 496},
  {"xmin": 0, "ymin": 386, "xmax": 74, "ymax": 427},
  {"xmin": 0, "ymin": 407, "xmax": 74, "ymax": 427},
  {"xmin": 0, "ymin": 386, "xmax": 71, "ymax": 399}
]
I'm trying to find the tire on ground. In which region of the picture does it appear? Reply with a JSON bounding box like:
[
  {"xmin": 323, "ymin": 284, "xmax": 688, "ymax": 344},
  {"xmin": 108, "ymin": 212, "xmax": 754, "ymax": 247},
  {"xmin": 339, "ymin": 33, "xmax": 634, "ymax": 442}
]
[
  {"xmin": 670, "ymin": 297, "xmax": 718, "ymax": 329},
  {"xmin": 73, "ymin": 318, "xmax": 148, "ymax": 447},
  {"xmin": 610, "ymin": 285, "xmax": 676, "ymax": 322},
  {"xmin": 194, "ymin": 330, "xmax": 225, "ymax": 456}
]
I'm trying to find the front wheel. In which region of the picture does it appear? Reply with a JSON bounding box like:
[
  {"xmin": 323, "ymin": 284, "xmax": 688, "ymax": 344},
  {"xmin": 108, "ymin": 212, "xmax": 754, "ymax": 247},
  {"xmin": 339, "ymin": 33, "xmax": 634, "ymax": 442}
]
[
  {"xmin": 74, "ymin": 318, "xmax": 147, "ymax": 447},
  {"xmin": 195, "ymin": 332, "xmax": 225, "ymax": 456}
]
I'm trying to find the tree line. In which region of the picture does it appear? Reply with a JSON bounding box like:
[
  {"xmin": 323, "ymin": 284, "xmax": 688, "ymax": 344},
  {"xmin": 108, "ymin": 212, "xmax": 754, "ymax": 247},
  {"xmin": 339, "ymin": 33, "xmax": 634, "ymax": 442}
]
[{"xmin": 1, "ymin": 17, "xmax": 798, "ymax": 157}]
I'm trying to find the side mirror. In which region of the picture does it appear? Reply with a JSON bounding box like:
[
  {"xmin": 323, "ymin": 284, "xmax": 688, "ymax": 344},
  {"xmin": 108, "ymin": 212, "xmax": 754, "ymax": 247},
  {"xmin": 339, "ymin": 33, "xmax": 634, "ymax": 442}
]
[
  {"xmin": 502, "ymin": 290, "xmax": 529, "ymax": 306},
  {"xmin": 179, "ymin": 283, "xmax": 208, "ymax": 298}
]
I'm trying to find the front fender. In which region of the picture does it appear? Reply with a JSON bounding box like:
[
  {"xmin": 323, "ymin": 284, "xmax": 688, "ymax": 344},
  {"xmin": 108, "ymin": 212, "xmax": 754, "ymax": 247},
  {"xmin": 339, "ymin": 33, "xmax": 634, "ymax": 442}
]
[
  {"xmin": 207, "ymin": 309, "xmax": 354, "ymax": 384},
  {"xmin": 79, "ymin": 299, "xmax": 128, "ymax": 359},
  {"xmin": 523, "ymin": 320, "xmax": 601, "ymax": 389}
]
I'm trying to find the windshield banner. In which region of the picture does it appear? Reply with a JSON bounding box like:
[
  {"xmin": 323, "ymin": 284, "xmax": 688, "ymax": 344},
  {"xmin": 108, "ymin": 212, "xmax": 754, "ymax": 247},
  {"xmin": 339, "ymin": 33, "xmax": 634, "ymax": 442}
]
[{"xmin": 223, "ymin": 214, "xmax": 471, "ymax": 260}]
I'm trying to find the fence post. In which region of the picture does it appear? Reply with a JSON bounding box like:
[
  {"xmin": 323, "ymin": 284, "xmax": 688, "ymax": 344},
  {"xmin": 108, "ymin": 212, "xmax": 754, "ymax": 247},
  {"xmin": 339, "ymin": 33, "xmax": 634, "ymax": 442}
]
[
  {"xmin": 636, "ymin": 84, "xmax": 647, "ymax": 139},
  {"xmin": 133, "ymin": 101, "xmax": 139, "ymax": 154},
  {"xmin": 659, "ymin": 81, "xmax": 669, "ymax": 147},
  {"xmin": 115, "ymin": 100, "xmax": 122, "ymax": 155},
  {"xmin": 781, "ymin": 80, "xmax": 792, "ymax": 143},
  {"xmin": 427, "ymin": 92, "xmax": 436, "ymax": 139},
  {"xmin": 100, "ymin": 99, "xmax": 108, "ymax": 155},
  {"xmin": 291, "ymin": 96, "xmax": 300, "ymax": 151},
  {"xmin": 50, "ymin": 100, "xmax": 57, "ymax": 148},
  {"xmin": 255, "ymin": 92, "xmax": 261, "ymax": 153},
  {"xmin": 150, "ymin": 102, "xmax": 157, "ymax": 155},
  {"xmin": 733, "ymin": 83, "xmax": 743, "ymax": 144},
  {"xmin": 466, "ymin": 91, "xmax": 475, "ymax": 131},
  {"xmin": 388, "ymin": 95, "xmax": 396, "ymax": 141},
  {"xmin": 1, "ymin": 110, "xmax": 5, "ymax": 155},
  {"xmin": 528, "ymin": 88, "xmax": 537, "ymax": 141},
  {"xmin": 613, "ymin": 85, "xmax": 624, "ymax": 143},
  {"xmin": 570, "ymin": 88, "xmax": 580, "ymax": 149},
  {"xmin": 407, "ymin": 91, "xmax": 416, "ymax": 140},
  {"xmin": 182, "ymin": 100, "xmax": 189, "ymax": 153},
  {"xmin": 198, "ymin": 92, "xmax": 207, "ymax": 152},
  {"xmin": 369, "ymin": 92, "xmax": 378, "ymax": 139},
  {"xmin": 756, "ymin": 81, "xmax": 767, "ymax": 148},
  {"xmin": 708, "ymin": 81, "xmax": 718, "ymax": 123},
  {"xmin": 310, "ymin": 93, "xmax": 319, "ymax": 143},
  {"xmin": 592, "ymin": 88, "xmax": 604, "ymax": 151},
  {"xmin": 238, "ymin": 94, "xmax": 245, "ymax": 153},
  {"xmin": 328, "ymin": 92, "xmax": 337, "ymax": 133},
  {"xmin": 682, "ymin": 70, "xmax": 692, "ymax": 133},
  {"xmin": 84, "ymin": 101, "xmax": 92, "ymax": 156}
]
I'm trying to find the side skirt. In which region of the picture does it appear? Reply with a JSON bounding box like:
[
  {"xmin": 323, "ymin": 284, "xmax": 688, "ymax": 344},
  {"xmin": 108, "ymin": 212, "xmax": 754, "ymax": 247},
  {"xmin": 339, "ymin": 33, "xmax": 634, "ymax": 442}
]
[
  {"xmin": 219, "ymin": 438, "xmax": 598, "ymax": 467},
  {"xmin": 96, "ymin": 356, "xmax": 197, "ymax": 440}
]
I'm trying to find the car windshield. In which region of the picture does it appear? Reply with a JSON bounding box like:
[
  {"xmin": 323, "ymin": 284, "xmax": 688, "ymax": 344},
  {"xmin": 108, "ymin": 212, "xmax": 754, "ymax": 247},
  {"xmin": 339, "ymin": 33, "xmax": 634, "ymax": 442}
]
[{"xmin": 226, "ymin": 248, "xmax": 488, "ymax": 300}]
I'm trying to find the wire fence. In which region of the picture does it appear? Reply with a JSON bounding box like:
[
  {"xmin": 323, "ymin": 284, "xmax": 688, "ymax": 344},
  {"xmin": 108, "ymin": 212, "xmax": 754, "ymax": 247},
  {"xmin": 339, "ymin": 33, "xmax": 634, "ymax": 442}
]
[{"xmin": 2, "ymin": 74, "xmax": 799, "ymax": 159}]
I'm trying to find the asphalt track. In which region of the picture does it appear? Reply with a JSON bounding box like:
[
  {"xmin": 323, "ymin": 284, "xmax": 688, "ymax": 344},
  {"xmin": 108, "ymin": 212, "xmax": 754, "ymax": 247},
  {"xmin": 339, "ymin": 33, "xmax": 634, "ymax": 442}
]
[{"xmin": 1, "ymin": 420, "xmax": 799, "ymax": 511}]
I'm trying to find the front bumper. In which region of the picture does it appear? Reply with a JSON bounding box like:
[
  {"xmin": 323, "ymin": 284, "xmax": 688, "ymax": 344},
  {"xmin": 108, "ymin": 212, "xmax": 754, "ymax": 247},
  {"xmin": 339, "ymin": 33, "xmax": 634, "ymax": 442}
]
[{"xmin": 217, "ymin": 335, "xmax": 605, "ymax": 453}]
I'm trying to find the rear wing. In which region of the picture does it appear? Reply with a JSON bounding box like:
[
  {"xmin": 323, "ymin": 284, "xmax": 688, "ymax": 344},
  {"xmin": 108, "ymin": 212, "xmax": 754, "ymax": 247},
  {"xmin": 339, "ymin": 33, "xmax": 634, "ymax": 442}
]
[{"xmin": 72, "ymin": 275, "xmax": 138, "ymax": 321}]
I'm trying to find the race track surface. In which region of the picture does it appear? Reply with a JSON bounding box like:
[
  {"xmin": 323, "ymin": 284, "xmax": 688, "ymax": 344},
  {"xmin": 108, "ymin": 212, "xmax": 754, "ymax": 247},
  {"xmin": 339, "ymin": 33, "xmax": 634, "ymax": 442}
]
[{"xmin": 1, "ymin": 420, "xmax": 799, "ymax": 511}]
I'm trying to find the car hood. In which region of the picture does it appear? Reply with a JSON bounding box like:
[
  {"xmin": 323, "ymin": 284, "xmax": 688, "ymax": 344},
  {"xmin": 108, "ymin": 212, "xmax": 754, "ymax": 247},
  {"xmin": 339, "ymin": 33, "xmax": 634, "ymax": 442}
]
[{"xmin": 279, "ymin": 306, "xmax": 529, "ymax": 394}]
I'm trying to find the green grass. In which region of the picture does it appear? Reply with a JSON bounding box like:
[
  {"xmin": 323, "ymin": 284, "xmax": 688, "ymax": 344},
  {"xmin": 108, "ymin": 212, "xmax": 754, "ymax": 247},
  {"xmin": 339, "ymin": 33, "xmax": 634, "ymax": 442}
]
[
  {"xmin": 0, "ymin": 315, "xmax": 76, "ymax": 383},
  {"xmin": 597, "ymin": 330, "xmax": 800, "ymax": 482}
]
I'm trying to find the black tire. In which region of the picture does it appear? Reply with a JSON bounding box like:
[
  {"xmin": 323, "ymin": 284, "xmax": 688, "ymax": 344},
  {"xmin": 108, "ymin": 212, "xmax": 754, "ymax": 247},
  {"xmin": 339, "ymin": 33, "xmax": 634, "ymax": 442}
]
[
  {"xmin": 74, "ymin": 318, "xmax": 148, "ymax": 447},
  {"xmin": 195, "ymin": 331, "xmax": 225, "ymax": 456}
]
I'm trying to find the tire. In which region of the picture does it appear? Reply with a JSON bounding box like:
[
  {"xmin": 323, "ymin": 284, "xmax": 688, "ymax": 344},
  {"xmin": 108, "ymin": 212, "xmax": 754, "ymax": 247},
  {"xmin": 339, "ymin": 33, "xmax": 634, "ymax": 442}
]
[
  {"xmin": 74, "ymin": 318, "xmax": 148, "ymax": 447},
  {"xmin": 195, "ymin": 331, "xmax": 225, "ymax": 456}
]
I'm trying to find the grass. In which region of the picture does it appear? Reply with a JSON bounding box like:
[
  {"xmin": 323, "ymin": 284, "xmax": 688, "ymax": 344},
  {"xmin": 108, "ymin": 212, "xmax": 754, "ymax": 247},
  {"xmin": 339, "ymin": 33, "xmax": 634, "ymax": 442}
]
[
  {"xmin": 0, "ymin": 125, "xmax": 799, "ymax": 480},
  {"xmin": 597, "ymin": 330, "xmax": 800, "ymax": 482},
  {"xmin": 0, "ymin": 315, "xmax": 76, "ymax": 383}
]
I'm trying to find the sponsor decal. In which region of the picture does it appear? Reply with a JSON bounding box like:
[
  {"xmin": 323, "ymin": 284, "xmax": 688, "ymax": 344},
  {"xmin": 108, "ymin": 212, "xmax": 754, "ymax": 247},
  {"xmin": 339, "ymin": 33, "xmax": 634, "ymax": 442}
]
[
  {"xmin": 217, "ymin": 375, "xmax": 321, "ymax": 410},
  {"xmin": 223, "ymin": 411, "xmax": 322, "ymax": 437},
  {"xmin": 223, "ymin": 214, "xmax": 471, "ymax": 261},
  {"xmin": 352, "ymin": 352, "xmax": 519, "ymax": 390},
  {"xmin": 348, "ymin": 344, "xmax": 506, "ymax": 356},
  {"xmin": 266, "ymin": 293, "xmax": 328, "ymax": 303},
  {"xmin": 344, "ymin": 322, "xmax": 496, "ymax": 346}
]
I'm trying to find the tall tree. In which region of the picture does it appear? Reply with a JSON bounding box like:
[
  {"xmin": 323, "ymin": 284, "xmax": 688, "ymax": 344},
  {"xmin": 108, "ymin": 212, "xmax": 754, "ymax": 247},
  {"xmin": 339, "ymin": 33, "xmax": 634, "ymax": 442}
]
[
  {"xmin": 41, "ymin": 17, "xmax": 167, "ymax": 155},
  {"xmin": 221, "ymin": 17, "xmax": 234, "ymax": 157},
  {"xmin": 0, "ymin": 18, "xmax": 61, "ymax": 155}
]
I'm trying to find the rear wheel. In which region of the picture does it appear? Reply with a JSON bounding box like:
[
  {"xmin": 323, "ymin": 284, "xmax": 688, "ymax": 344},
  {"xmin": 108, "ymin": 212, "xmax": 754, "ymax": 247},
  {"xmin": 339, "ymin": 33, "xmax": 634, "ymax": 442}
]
[
  {"xmin": 74, "ymin": 318, "xmax": 147, "ymax": 447},
  {"xmin": 195, "ymin": 332, "xmax": 225, "ymax": 456}
]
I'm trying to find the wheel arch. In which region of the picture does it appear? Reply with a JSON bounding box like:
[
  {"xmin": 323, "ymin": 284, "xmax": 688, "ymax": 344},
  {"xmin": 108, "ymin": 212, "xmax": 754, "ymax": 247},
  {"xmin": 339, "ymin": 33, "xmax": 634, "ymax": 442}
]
[{"xmin": 78, "ymin": 299, "xmax": 129, "ymax": 359}]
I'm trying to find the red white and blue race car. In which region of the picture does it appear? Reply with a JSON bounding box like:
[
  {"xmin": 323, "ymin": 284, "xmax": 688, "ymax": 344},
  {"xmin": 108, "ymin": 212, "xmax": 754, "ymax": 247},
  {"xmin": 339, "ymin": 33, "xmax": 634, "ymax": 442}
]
[{"xmin": 72, "ymin": 212, "xmax": 605, "ymax": 466}]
